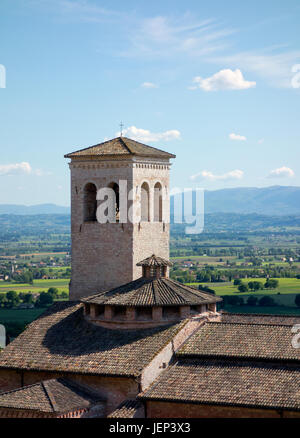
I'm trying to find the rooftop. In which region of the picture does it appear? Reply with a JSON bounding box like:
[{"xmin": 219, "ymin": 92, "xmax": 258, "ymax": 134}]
[
  {"xmin": 0, "ymin": 378, "xmax": 103, "ymax": 414},
  {"xmin": 108, "ymin": 399, "xmax": 143, "ymax": 418},
  {"xmin": 81, "ymin": 277, "xmax": 221, "ymax": 307},
  {"xmin": 0, "ymin": 302, "xmax": 187, "ymax": 377},
  {"xmin": 176, "ymin": 321, "xmax": 300, "ymax": 362},
  {"xmin": 221, "ymin": 312, "xmax": 300, "ymax": 326},
  {"xmin": 136, "ymin": 255, "xmax": 173, "ymax": 267},
  {"xmin": 64, "ymin": 136, "xmax": 176, "ymax": 160},
  {"xmin": 139, "ymin": 359, "xmax": 300, "ymax": 412}
]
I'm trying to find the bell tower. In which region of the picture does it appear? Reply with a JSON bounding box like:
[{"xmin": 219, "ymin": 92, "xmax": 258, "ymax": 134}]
[{"xmin": 65, "ymin": 136, "xmax": 176, "ymax": 300}]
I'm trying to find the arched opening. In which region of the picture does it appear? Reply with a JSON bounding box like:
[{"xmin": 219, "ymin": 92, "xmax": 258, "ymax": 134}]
[
  {"xmin": 108, "ymin": 182, "xmax": 120, "ymax": 222},
  {"xmin": 154, "ymin": 182, "xmax": 163, "ymax": 222},
  {"xmin": 83, "ymin": 183, "xmax": 97, "ymax": 222},
  {"xmin": 141, "ymin": 182, "xmax": 150, "ymax": 222}
]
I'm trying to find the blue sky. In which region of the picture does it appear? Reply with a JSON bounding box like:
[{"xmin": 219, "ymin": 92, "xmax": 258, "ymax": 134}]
[{"xmin": 0, "ymin": 0, "xmax": 300, "ymax": 206}]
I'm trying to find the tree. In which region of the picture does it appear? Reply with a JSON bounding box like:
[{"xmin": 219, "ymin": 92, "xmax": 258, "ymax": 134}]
[
  {"xmin": 35, "ymin": 292, "xmax": 54, "ymax": 307},
  {"xmin": 198, "ymin": 285, "xmax": 216, "ymax": 295},
  {"xmin": 238, "ymin": 283, "xmax": 249, "ymax": 293},
  {"xmin": 247, "ymin": 296, "xmax": 258, "ymax": 306},
  {"xmin": 259, "ymin": 296, "xmax": 276, "ymax": 307},
  {"xmin": 0, "ymin": 294, "xmax": 7, "ymax": 308},
  {"xmin": 47, "ymin": 287, "xmax": 59, "ymax": 299},
  {"xmin": 295, "ymin": 294, "xmax": 300, "ymax": 308},
  {"xmin": 253, "ymin": 281, "xmax": 263, "ymax": 291},
  {"xmin": 248, "ymin": 281, "xmax": 254, "ymax": 290},
  {"xmin": 265, "ymin": 279, "xmax": 279, "ymax": 289},
  {"xmin": 233, "ymin": 279, "xmax": 242, "ymax": 286},
  {"xmin": 23, "ymin": 293, "xmax": 34, "ymax": 304},
  {"xmin": 6, "ymin": 291, "xmax": 20, "ymax": 308}
]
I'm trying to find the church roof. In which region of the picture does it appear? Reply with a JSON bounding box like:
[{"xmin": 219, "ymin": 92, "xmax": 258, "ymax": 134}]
[
  {"xmin": 64, "ymin": 136, "xmax": 176, "ymax": 159},
  {"xmin": 0, "ymin": 302, "xmax": 187, "ymax": 377},
  {"xmin": 138, "ymin": 359, "xmax": 300, "ymax": 412},
  {"xmin": 221, "ymin": 311, "xmax": 300, "ymax": 326},
  {"xmin": 176, "ymin": 321, "xmax": 300, "ymax": 362},
  {"xmin": 108, "ymin": 399, "xmax": 143, "ymax": 418},
  {"xmin": 81, "ymin": 277, "xmax": 221, "ymax": 307},
  {"xmin": 136, "ymin": 254, "xmax": 173, "ymax": 267},
  {"xmin": 139, "ymin": 313, "xmax": 300, "ymax": 412},
  {"xmin": 0, "ymin": 378, "xmax": 103, "ymax": 414}
]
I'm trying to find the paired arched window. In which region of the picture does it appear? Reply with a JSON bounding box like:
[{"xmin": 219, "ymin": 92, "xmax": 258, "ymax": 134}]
[
  {"xmin": 83, "ymin": 183, "xmax": 97, "ymax": 222},
  {"xmin": 141, "ymin": 182, "xmax": 150, "ymax": 222},
  {"xmin": 154, "ymin": 182, "xmax": 163, "ymax": 222}
]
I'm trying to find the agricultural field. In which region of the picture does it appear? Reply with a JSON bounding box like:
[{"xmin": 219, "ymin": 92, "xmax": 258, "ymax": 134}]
[
  {"xmin": 0, "ymin": 278, "xmax": 69, "ymax": 294},
  {"xmin": 189, "ymin": 277, "xmax": 300, "ymax": 296}
]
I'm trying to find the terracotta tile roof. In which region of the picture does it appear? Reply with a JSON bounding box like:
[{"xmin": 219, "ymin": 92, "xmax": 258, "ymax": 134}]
[
  {"xmin": 0, "ymin": 302, "xmax": 186, "ymax": 377},
  {"xmin": 139, "ymin": 360, "xmax": 300, "ymax": 411},
  {"xmin": 136, "ymin": 255, "xmax": 173, "ymax": 267},
  {"xmin": 108, "ymin": 399, "xmax": 143, "ymax": 418},
  {"xmin": 0, "ymin": 378, "xmax": 103, "ymax": 414},
  {"xmin": 176, "ymin": 321, "xmax": 300, "ymax": 362},
  {"xmin": 221, "ymin": 312, "xmax": 300, "ymax": 326},
  {"xmin": 81, "ymin": 278, "xmax": 221, "ymax": 307},
  {"xmin": 64, "ymin": 137, "xmax": 176, "ymax": 159}
]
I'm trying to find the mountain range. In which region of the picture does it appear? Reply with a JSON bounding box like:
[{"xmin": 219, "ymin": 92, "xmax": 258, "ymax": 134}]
[{"xmin": 0, "ymin": 186, "xmax": 300, "ymax": 216}]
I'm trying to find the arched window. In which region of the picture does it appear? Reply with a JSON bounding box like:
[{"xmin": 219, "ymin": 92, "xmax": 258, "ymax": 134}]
[
  {"xmin": 141, "ymin": 182, "xmax": 150, "ymax": 222},
  {"xmin": 154, "ymin": 182, "xmax": 163, "ymax": 222},
  {"xmin": 83, "ymin": 183, "xmax": 97, "ymax": 222},
  {"xmin": 108, "ymin": 182, "xmax": 120, "ymax": 222}
]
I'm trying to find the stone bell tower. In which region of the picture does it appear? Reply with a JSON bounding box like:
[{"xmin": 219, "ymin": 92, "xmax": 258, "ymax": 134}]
[{"xmin": 65, "ymin": 136, "xmax": 176, "ymax": 300}]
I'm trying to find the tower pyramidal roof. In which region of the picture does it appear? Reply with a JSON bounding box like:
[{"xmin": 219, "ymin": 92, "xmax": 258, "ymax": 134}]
[{"xmin": 64, "ymin": 136, "xmax": 176, "ymax": 159}]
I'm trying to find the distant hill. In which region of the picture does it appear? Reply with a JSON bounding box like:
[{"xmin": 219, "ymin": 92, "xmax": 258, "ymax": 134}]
[
  {"xmin": 0, "ymin": 186, "xmax": 300, "ymax": 216},
  {"xmin": 171, "ymin": 186, "xmax": 300, "ymax": 216},
  {"xmin": 0, "ymin": 203, "xmax": 70, "ymax": 215}
]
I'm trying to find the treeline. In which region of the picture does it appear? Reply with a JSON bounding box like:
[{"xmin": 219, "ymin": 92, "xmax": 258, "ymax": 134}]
[
  {"xmin": 0, "ymin": 288, "xmax": 68, "ymax": 308},
  {"xmin": 170, "ymin": 267, "xmax": 300, "ymax": 284}
]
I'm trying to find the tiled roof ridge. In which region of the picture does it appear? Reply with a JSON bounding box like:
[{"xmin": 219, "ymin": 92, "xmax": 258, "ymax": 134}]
[
  {"xmin": 41, "ymin": 381, "xmax": 58, "ymax": 412},
  {"xmin": 222, "ymin": 311, "xmax": 300, "ymax": 318},
  {"xmin": 175, "ymin": 351, "xmax": 300, "ymax": 364},
  {"xmin": 137, "ymin": 394, "xmax": 300, "ymax": 413},
  {"xmin": 119, "ymin": 137, "xmax": 133, "ymax": 154},
  {"xmin": 175, "ymin": 357, "xmax": 300, "ymax": 370},
  {"xmin": 0, "ymin": 381, "xmax": 43, "ymax": 397},
  {"xmin": 64, "ymin": 137, "xmax": 123, "ymax": 158},
  {"xmin": 121, "ymin": 137, "xmax": 176, "ymax": 157},
  {"xmin": 208, "ymin": 321, "xmax": 297, "ymax": 328},
  {"xmin": 64, "ymin": 136, "xmax": 176, "ymax": 159},
  {"xmin": 166, "ymin": 278, "xmax": 222, "ymax": 303}
]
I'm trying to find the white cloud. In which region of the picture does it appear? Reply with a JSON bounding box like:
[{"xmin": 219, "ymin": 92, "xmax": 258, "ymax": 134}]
[
  {"xmin": 141, "ymin": 82, "xmax": 158, "ymax": 88},
  {"xmin": 229, "ymin": 133, "xmax": 247, "ymax": 141},
  {"xmin": 116, "ymin": 126, "xmax": 181, "ymax": 142},
  {"xmin": 209, "ymin": 49, "xmax": 300, "ymax": 88},
  {"xmin": 258, "ymin": 138, "xmax": 264, "ymax": 144},
  {"xmin": 268, "ymin": 166, "xmax": 295, "ymax": 178},
  {"xmin": 0, "ymin": 162, "xmax": 32, "ymax": 176},
  {"xmin": 190, "ymin": 69, "xmax": 256, "ymax": 91},
  {"xmin": 190, "ymin": 169, "xmax": 244, "ymax": 182}
]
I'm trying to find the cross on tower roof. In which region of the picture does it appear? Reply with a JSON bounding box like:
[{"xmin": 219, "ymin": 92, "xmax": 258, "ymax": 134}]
[{"xmin": 120, "ymin": 122, "xmax": 124, "ymax": 137}]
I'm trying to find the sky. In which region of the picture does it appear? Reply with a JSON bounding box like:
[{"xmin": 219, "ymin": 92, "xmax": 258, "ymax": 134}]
[{"xmin": 0, "ymin": 0, "xmax": 300, "ymax": 206}]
